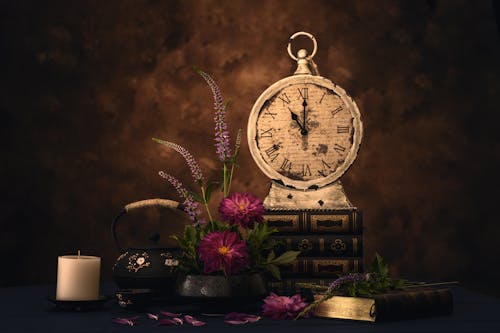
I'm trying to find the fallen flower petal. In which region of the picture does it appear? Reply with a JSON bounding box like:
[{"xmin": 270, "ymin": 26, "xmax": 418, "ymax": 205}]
[
  {"xmin": 158, "ymin": 318, "xmax": 182, "ymax": 326},
  {"xmin": 172, "ymin": 317, "xmax": 184, "ymax": 325},
  {"xmin": 112, "ymin": 316, "xmax": 140, "ymax": 326},
  {"xmin": 146, "ymin": 313, "xmax": 159, "ymax": 320},
  {"xmin": 225, "ymin": 312, "xmax": 261, "ymax": 325},
  {"xmin": 242, "ymin": 315, "xmax": 260, "ymax": 323},
  {"xmin": 183, "ymin": 315, "xmax": 196, "ymax": 323},
  {"xmin": 225, "ymin": 320, "xmax": 249, "ymax": 325},
  {"xmin": 191, "ymin": 320, "xmax": 206, "ymax": 326},
  {"xmin": 184, "ymin": 315, "xmax": 206, "ymax": 326},
  {"xmin": 160, "ymin": 311, "xmax": 182, "ymax": 317}
]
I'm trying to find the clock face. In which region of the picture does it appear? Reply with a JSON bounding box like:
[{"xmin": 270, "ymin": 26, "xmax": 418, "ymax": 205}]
[{"xmin": 248, "ymin": 75, "xmax": 362, "ymax": 189}]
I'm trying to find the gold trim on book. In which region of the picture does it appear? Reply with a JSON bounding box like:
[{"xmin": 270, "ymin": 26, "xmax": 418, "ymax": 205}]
[
  {"xmin": 263, "ymin": 214, "xmax": 299, "ymax": 232},
  {"xmin": 314, "ymin": 295, "xmax": 376, "ymax": 322},
  {"xmin": 353, "ymin": 210, "xmax": 357, "ymax": 232},
  {"xmin": 313, "ymin": 259, "xmax": 350, "ymax": 275},
  {"xmin": 310, "ymin": 214, "xmax": 350, "ymax": 232},
  {"xmin": 319, "ymin": 238, "xmax": 325, "ymax": 253}
]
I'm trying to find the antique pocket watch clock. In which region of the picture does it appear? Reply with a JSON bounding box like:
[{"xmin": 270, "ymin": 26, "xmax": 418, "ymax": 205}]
[{"xmin": 247, "ymin": 32, "xmax": 363, "ymax": 210}]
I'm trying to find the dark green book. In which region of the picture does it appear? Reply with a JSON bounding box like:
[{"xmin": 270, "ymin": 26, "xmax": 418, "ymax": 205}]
[{"xmin": 272, "ymin": 235, "xmax": 362, "ymax": 257}]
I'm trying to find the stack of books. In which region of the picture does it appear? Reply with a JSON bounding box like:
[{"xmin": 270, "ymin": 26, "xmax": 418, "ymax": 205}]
[{"xmin": 263, "ymin": 208, "xmax": 363, "ymax": 294}]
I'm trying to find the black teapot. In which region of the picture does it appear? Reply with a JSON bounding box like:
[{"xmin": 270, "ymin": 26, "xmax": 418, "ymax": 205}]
[{"xmin": 111, "ymin": 198, "xmax": 183, "ymax": 293}]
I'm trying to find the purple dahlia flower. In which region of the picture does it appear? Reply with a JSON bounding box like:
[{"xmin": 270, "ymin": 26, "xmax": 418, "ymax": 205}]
[
  {"xmin": 218, "ymin": 192, "xmax": 265, "ymax": 229},
  {"xmin": 197, "ymin": 230, "xmax": 249, "ymax": 275}
]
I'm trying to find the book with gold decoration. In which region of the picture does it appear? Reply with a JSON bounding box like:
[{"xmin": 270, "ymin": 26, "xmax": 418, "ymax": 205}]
[
  {"xmin": 273, "ymin": 235, "xmax": 363, "ymax": 257},
  {"xmin": 313, "ymin": 288, "xmax": 453, "ymax": 322},
  {"xmin": 263, "ymin": 209, "xmax": 362, "ymax": 234},
  {"xmin": 280, "ymin": 257, "xmax": 363, "ymax": 278}
]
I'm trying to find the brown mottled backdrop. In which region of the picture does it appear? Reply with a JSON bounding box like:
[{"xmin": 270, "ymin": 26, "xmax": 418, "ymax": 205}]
[{"xmin": 1, "ymin": 0, "xmax": 500, "ymax": 294}]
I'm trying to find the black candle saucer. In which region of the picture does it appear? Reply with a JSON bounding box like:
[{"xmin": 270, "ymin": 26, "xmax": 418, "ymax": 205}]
[{"xmin": 46, "ymin": 295, "xmax": 111, "ymax": 311}]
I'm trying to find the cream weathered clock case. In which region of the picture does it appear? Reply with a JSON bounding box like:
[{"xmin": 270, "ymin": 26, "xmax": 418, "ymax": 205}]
[{"xmin": 247, "ymin": 32, "xmax": 363, "ymax": 210}]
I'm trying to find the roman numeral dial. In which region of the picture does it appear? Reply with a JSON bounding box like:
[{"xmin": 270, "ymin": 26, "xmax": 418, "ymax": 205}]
[{"xmin": 253, "ymin": 80, "xmax": 360, "ymax": 185}]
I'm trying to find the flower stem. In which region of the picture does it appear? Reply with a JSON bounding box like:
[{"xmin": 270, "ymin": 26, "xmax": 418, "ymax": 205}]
[
  {"xmin": 227, "ymin": 129, "xmax": 241, "ymax": 196},
  {"xmin": 227, "ymin": 162, "xmax": 235, "ymax": 195},
  {"xmin": 200, "ymin": 186, "xmax": 214, "ymax": 223},
  {"xmin": 223, "ymin": 163, "xmax": 228, "ymax": 197},
  {"xmin": 295, "ymin": 295, "xmax": 327, "ymax": 320}
]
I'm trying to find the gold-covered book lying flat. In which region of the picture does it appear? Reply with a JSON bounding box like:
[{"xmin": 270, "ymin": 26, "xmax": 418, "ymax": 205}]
[{"xmin": 313, "ymin": 288, "xmax": 453, "ymax": 322}]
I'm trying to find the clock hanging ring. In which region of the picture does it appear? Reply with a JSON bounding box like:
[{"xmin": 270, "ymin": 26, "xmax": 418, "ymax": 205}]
[{"xmin": 247, "ymin": 32, "xmax": 363, "ymax": 210}]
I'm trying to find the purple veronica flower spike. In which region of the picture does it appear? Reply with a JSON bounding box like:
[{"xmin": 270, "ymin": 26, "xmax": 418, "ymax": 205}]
[
  {"xmin": 327, "ymin": 273, "xmax": 366, "ymax": 293},
  {"xmin": 153, "ymin": 138, "xmax": 204, "ymax": 183},
  {"xmin": 196, "ymin": 69, "xmax": 232, "ymax": 162},
  {"xmin": 159, "ymin": 171, "xmax": 205, "ymax": 225}
]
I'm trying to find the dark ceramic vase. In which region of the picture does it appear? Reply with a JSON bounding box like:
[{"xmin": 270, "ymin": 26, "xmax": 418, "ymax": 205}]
[{"xmin": 175, "ymin": 273, "xmax": 268, "ymax": 312}]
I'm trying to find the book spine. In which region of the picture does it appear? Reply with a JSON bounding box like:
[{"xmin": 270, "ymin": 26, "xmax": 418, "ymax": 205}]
[
  {"xmin": 272, "ymin": 235, "xmax": 363, "ymax": 257},
  {"xmin": 280, "ymin": 257, "xmax": 363, "ymax": 278},
  {"xmin": 263, "ymin": 209, "xmax": 363, "ymax": 234},
  {"xmin": 268, "ymin": 278, "xmax": 334, "ymax": 294}
]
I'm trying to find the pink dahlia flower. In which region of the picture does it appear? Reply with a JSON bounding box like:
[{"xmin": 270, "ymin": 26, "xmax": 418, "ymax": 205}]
[
  {"xmin": 218, "ymin": 192, "xmax": 265, "ymax": 228},
  {"xmin": 262, "ymin": 293, "xmax": 309, "ymax": 319},
  {"xmin": 197, "ymin": 230, "xmax": 249, "ymax": 275}
]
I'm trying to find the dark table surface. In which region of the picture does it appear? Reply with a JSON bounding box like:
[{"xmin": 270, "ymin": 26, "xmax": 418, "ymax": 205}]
[{"xmin": 1, "ymin": 284, "xmax": 499, "ymax": 333}]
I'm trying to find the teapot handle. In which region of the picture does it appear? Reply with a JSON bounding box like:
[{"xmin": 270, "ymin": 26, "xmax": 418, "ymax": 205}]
[{"xmin": 111, "ymin": 198, "xmax": 184, "ymax": 252}]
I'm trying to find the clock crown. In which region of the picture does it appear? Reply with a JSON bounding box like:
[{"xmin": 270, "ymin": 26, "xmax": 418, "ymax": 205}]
[
  {"xmin": 287, "ymin": 31, "xmax": 320, "ymax": 76},
  {"xmin": 294, "ymin": 49, "xmax": 313, "ymax": 75}
]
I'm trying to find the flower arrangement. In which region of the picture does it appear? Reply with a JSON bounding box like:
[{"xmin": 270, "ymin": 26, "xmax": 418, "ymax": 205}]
[{"xmin": 153, "ymin": 69, "xmax": 299, "ymax": 279}]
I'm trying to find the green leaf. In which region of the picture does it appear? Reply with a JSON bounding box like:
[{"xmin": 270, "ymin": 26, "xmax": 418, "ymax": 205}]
[
  {"xmin": 170, "ymin": 235, "xmax": 186, "ymax": 249},
  {"xmin": 270, "ymin": 251, "xmax": 300, "ymax": 265},
  {"xmin": 151, "ymin": 137, "xmax": 164, "ymax": 145},
  {"xmin": 266, "ymin": 264, "xmax": 281, "ymax": 280},
  {"xmin": 188, "ymin": 190, "xmax": 204, "ymax": 204},
  {"xmin": 184, "ymin": 225, "xmax": 197, "ymax": 244},
  {"xmin": 199, "ymin": 228, "xmax": 206, "ymax": 239},
  {"xmin": 266, "ymin": 250, "xmax": 276, "ymax": 262},
  {"xmin": 392, "ymin": 278, "xmax": 406, "ymax": 290},
  {"xmin": 371, "ymin": 252, "xmax": 389, "ymax": 278},
  {"xmin": 203, "ymin": 182, "xmax": 216, "ymax": 203},
  {"xmin": 224, "ymin": 99, "xmax": 232, "ymax": 111},
  {"xmin": 347, "ymin": 284, "xmax": 357, "ymax": 297}
]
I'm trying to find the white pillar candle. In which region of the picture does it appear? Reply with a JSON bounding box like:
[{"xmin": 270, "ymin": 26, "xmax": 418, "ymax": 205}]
[{"xmin": 56, "ymin": 251, "xmax": 101, "ymax": 301}]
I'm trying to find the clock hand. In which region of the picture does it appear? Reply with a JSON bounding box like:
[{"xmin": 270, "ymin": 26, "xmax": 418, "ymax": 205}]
[
  {"xmin": 289, "ymin": 107, "xmax": 308, "ymax": 135},
  {"xmin": 302, "ymin": 98, "xmax": 308, "ymax": 132}
]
